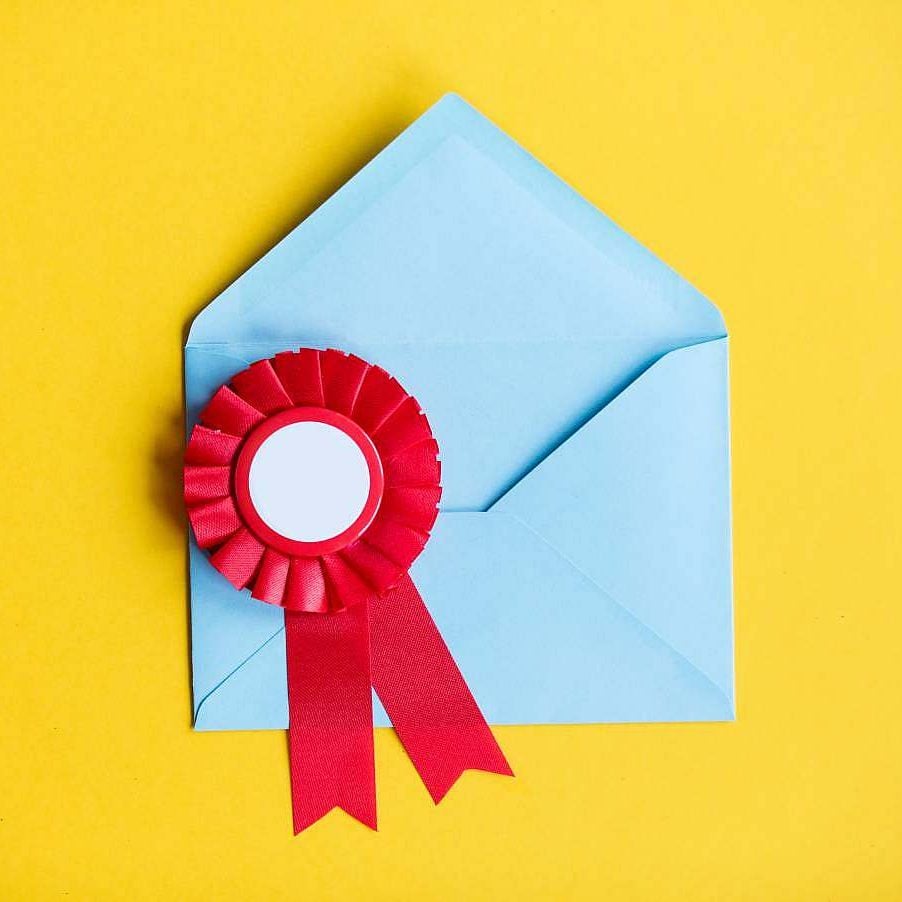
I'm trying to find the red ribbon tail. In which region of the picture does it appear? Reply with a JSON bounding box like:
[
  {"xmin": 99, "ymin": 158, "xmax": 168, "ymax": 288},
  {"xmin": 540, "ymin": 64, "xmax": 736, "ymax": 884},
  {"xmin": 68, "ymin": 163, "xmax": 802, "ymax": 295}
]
[
  {"xmin": 369, "ymin": 575, "xmax": 513, "ymax": 803},
  {"xmin": 285, "ymin": 606, "xmax": 377, "ymax": 833}
]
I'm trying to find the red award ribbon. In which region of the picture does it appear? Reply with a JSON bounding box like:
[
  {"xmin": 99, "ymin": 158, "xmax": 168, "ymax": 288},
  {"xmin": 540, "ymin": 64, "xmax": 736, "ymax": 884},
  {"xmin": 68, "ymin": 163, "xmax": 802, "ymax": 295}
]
[{"xmin": 184, "ymin": 349, "xmax": 512, "ymax": 832}]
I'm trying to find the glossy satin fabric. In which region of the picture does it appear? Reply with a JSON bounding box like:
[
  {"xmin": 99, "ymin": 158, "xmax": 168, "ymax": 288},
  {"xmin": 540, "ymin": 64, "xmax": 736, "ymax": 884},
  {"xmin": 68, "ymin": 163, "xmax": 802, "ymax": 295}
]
[{"xmin": 286, "ymin": 576, "xmax": 512, "ymax": 833}]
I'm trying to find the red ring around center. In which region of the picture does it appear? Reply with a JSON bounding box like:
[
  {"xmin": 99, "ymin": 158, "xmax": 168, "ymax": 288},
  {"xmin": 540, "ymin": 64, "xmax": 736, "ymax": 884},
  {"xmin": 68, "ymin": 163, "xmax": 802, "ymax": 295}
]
[{"xmin": 233, "ymin": 407, "xmax": 384, "ymax": 557}]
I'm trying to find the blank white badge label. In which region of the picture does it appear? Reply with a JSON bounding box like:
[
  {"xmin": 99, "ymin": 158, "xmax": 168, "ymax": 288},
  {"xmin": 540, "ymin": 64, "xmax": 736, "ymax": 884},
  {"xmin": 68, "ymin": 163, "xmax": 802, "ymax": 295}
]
[{"xmin": 247, "ymin": 421, "xmax": 372, "ymax": 542}]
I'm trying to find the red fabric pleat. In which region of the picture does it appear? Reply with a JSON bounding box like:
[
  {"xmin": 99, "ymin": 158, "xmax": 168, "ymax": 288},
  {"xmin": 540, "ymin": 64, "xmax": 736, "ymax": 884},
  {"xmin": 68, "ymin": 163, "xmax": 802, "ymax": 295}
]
[
  {"xmin": 286, "ymin": 606, "xmax": 377, "ymax": 833},
  {"xmin": 320, "ymin": 350, "xmax": 369, "ymax": 416},
  {"xmin": 185, "ymin": 426, "xmax": 242, "ymax": 466},
  {"xmin": 362, "ymin": 521, "xmax": 430, "ymax": 568},
  {"xmin": 320, "ymin": 554, "xmax": 376, "ymax": 610},
  {"xmin": 199, "ymin": 385, "xmax": 265, "ymax": 436},
  {"xmin": 340, "ymin": 542, "xmax": 404, "ymax": 590},
  {"xmin": 183, "ymin": 465, "xmax": 231, "ymax": 504},
  {"xmin": 284, "ymin": 557, "xmax": 330, "ymax": 613},
  {"xmin": 371, "ymin": 397, "xmax": 433, "ymax": 458},
  {"xmin": 209, "ymin": 528, "xmax": 265, "ymax": 589},
  {"xmin": 251, "ymin": 548, "xmax": 290, "ymax": 605},
  {"xmin": 352, "ymin": 367, "xmax": 409, "ymax": 434},
  {"xmin": 383, "ymin": 440, "xmax": 442, "ymax": 488},
  {"xmin": 231, "ymin": 359, "xmax": 293, "ymax": 414},
  {"xmin": 272, "ymin": 349, "xmax": 324, "ymax": 407},
  {"xmin": 369, "ymin": 575, "xmax": 513, "ymax": 803},
  {"xmin": 187, "ymin": 496, "xmax": 242, "ymax": 549},
  {"xmin": 378, "ymin": 486, "xmax": 441, "ymax": 532}
]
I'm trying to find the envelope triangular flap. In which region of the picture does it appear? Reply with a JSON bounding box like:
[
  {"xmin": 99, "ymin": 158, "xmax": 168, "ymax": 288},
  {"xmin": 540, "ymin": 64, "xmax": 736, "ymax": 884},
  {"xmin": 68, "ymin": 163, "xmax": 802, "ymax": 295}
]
[
  {"xmin": 187, "ymin": 93, "xmax": 724, "ymax": 347},
  {"xmin": 405, "ymin": 512, "xmax": 734, "ymax": 724},
  {"xmin": 493, "ymin": 338, "xmax": 734, "ymax": 709},
  {"xmin": 193, "ymin": 618, "xmax": 287, "ymax": 731}
]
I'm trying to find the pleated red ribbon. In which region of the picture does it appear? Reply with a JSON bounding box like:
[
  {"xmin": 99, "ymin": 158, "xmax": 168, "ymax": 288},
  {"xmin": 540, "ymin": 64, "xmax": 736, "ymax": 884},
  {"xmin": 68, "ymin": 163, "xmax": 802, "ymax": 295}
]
[{"xmin": 185, "ymin": 349, "xmax": 512, "ymax": 832}]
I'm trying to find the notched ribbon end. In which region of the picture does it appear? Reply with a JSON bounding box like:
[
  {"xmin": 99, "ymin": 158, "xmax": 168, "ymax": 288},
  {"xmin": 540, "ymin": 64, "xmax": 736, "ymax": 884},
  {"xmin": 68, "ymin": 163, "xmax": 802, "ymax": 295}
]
[
  {"xmin": 427, "ymin": 758, "xmax": 515, "ymax": 805},
  {"xmin": 292, "ymin": 801, "xmax": 378, "ymax": 835}
]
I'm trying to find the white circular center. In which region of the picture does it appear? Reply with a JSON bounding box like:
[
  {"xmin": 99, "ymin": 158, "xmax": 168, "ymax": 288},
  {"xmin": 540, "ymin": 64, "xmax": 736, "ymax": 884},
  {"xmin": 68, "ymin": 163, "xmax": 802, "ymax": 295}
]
[{"xmin": 248, "ymin": 421, "xmax": 372, "ymax": 542}]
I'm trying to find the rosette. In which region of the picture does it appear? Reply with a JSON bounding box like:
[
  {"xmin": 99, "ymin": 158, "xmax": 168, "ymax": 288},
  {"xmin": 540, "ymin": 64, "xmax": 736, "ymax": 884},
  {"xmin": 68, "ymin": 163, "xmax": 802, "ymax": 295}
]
[{"xmin": 184, "ymin": 348, "xmax": 511, "ymax": 832}]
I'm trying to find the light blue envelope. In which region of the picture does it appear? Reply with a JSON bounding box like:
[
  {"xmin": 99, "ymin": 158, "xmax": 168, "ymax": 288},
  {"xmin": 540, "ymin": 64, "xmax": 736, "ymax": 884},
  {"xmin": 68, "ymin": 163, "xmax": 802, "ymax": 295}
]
[{"xmin": 186, "ymin": 93, "xmax": 734, "ymax": 731}]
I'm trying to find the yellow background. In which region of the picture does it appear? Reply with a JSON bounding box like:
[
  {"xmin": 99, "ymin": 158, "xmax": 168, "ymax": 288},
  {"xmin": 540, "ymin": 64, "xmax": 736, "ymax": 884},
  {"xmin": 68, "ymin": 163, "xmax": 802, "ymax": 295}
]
[{"xmin": 2, "ymin": 1, "xmax": 901, "ymax": 898}]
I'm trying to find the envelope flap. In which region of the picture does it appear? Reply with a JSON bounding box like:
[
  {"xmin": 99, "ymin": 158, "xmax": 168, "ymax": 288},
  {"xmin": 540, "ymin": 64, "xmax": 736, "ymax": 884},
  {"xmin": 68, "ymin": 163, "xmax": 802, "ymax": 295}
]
[
  {"xmin": 492, "ymin": 338, "xmax": 733, "ymax": 702},
  {"xmin": 195, "ymin": 510, "xmax": 734, "ymax": 729},
  {"xmin": 414, "ymin": 512, "xmax": 734, "ymax": 723},
  {"xmin": 193, "ymin": 622, "xmax": 287, "ymax": 731},
  {"xmin": 187, "ymin": 93, "xmax": 724, "ymax": 348}
]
